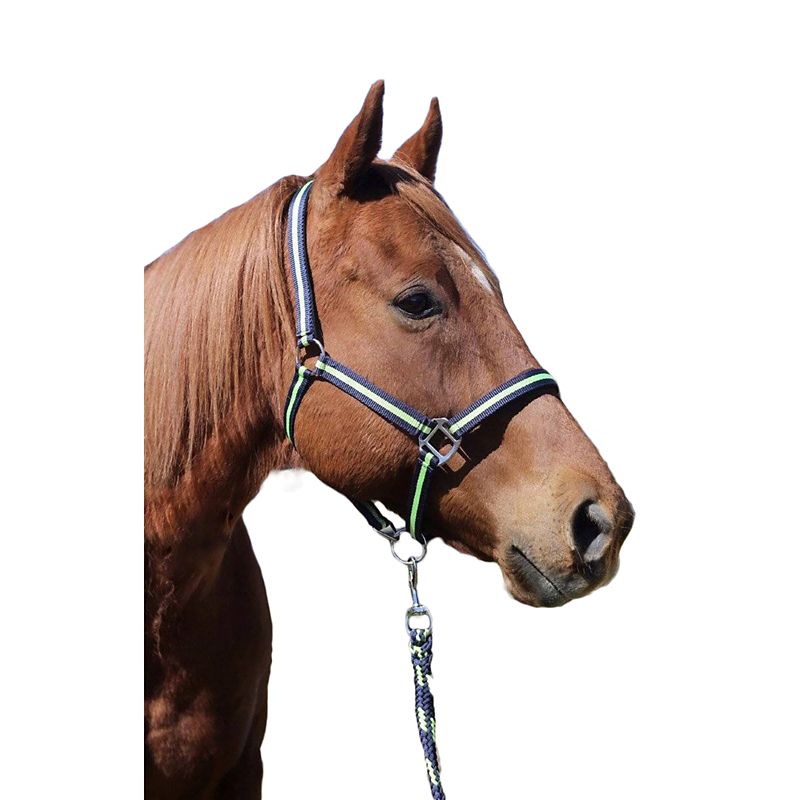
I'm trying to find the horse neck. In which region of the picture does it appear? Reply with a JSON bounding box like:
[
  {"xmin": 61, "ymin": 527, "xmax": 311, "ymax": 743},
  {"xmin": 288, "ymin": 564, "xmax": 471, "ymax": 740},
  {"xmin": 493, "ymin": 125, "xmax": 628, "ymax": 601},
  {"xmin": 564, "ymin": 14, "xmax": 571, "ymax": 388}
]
[
  {"xmin": 145, "ymin": 181, "xmax": 302, "ymax": 549},
  {"xmin": 145, "ymin": 394, "xmax": 298, "ymax": 544}
]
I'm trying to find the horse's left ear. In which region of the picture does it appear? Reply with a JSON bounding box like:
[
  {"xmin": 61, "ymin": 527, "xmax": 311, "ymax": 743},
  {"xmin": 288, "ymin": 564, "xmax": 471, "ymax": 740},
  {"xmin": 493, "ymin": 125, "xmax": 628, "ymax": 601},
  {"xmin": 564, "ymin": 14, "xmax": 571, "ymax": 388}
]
[{"xmin": 393, "ymin": 97, "xmax": 443, "ymax": 182}]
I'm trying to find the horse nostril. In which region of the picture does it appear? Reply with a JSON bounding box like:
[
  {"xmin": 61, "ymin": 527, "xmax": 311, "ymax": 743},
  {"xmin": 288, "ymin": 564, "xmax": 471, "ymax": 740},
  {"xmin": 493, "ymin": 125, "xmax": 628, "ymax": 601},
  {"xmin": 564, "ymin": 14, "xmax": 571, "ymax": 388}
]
[{"xmin": 571, "ymin": 501, "xmax": 612, "ymax": 563}]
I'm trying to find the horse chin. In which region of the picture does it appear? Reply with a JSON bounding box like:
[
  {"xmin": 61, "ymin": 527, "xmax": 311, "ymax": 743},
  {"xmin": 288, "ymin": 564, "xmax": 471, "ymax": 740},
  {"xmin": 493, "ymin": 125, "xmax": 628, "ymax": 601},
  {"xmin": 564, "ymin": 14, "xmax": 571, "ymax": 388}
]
[
  {"xmin": 499, "ymin": 543, "xmax": 622, "ymax": 608},
  {"xmin": 501, "ymin": 569, "xmax": 573, "ymax": 608},
  {"xmin": 439, "ymin": 532, "xmax": 619, "ymax": 608},
  {"xmin": 439, "ymin": 536, "xmax": 574, "ymax": 607},
  {"xmin": 500, "ymin": 545, "xmax": 588, "ymax": 608}
]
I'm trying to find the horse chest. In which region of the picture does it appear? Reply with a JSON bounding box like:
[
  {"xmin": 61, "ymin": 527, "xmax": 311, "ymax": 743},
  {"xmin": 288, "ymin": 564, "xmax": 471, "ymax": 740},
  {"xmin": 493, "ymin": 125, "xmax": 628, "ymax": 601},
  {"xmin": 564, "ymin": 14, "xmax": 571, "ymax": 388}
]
[{"xmin": 146, "ymin": 521, "xmax": 271, "ymax": 793}]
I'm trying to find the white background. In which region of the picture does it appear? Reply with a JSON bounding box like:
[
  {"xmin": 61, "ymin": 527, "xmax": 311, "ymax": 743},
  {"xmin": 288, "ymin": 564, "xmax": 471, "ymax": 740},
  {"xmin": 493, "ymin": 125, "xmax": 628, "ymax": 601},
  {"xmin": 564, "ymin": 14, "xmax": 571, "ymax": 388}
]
[{"xmin": 2, "ymin": 2, "xmax": 798, "ymax": 798}]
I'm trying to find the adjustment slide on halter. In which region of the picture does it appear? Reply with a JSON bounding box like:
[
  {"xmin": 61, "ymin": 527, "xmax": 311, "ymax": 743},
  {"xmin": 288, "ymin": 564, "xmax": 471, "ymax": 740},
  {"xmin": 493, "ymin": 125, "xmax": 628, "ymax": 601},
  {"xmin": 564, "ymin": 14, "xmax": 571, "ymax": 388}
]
[{"xmin": 419, "ymin": 417, "xmax": 462, "ymax": 466}]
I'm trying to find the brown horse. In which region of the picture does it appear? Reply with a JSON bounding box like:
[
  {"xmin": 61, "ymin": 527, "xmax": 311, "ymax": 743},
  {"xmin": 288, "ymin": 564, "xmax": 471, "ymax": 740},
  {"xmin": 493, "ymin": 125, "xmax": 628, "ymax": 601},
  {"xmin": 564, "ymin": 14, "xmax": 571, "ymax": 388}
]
[{"xmin": 144, "ymin": 81, "xmax": 634, "ymax": 798}]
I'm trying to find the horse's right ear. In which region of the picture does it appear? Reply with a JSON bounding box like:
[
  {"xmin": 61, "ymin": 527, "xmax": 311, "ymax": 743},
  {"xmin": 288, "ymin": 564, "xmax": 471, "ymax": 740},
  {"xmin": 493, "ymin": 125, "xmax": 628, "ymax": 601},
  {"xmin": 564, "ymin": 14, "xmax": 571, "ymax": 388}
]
[
  {"xmin": 393, "ymin": 97, "xmax": 442, "ymax": 182},
  {"xmin": 316, "ymin": 80, "xmax": 384, "ymax": 196}
]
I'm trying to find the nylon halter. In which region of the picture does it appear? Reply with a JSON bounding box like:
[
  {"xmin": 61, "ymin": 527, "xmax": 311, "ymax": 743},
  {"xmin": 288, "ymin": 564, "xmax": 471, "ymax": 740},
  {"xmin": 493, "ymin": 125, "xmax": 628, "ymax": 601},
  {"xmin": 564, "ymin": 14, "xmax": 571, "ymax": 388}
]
[{"xmin": 283, "ymin": 179, "xmax": 559, "ymax": 544}]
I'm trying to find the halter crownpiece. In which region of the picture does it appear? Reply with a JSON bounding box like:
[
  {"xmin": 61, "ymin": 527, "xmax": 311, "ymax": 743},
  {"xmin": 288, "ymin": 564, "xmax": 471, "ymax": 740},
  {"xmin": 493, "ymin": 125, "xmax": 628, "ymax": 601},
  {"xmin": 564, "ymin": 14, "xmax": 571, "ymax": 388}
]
[{"xmin": 282, "ymin": 179, "xmax": 558, "ymax": 799}]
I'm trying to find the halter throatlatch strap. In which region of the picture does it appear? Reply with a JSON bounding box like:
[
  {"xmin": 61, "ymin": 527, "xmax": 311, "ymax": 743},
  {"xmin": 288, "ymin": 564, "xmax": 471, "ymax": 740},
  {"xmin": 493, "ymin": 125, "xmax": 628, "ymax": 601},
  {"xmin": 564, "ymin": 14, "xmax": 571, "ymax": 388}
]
[
  {"xmin": 283, "ymin": 179, "xmax": 559, "ymax": 543},
  {"xmin": 283, "ymin": 365, "xmax": 313, "ymax": 447},
  {"xmin": 349, "ymin": 498, "xmax": 397, "ymax": 540}
]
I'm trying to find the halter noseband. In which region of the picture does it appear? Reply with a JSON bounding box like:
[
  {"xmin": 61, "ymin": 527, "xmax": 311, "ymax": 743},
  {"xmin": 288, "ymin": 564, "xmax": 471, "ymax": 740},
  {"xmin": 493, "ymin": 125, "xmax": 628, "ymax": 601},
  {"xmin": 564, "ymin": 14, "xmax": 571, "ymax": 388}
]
[{"xmin": 283, "ymin": 179, "xmax": 559, "ymax": 546}]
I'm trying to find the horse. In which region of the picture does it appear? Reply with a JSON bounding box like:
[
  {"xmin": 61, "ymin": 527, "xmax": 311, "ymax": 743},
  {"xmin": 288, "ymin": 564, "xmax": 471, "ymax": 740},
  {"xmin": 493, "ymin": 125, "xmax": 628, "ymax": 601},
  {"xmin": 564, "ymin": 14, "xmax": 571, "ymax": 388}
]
[{"xmin": 144, "ymin": 80, "xmax": 634, "ymax": 798}]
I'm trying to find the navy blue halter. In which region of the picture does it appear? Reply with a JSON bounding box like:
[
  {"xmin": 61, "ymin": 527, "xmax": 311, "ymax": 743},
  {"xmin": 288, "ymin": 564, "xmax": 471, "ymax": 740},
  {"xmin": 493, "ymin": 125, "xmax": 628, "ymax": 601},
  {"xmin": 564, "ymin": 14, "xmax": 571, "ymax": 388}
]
[{"xmin": 283, "ymin": 179, "xmax": 559, "ymax": 544}]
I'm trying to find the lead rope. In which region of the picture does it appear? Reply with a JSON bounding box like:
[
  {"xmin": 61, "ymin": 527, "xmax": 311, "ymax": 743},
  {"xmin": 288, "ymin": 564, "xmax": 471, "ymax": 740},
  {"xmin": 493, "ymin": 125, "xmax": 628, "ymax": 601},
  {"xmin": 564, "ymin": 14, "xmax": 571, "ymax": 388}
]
[
  {"xmin": 405, "ymin": 558, "xmax": 446, "ymax": 799},
  {"xmin": 410, "ymin": 628, "xmax": 443, "ymax": 798}
]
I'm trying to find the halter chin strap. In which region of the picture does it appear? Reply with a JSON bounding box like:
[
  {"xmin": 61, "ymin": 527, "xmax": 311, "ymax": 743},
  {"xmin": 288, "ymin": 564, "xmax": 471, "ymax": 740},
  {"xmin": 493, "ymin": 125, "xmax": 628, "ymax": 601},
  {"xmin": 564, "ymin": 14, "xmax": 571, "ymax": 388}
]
[{"xmin": 283, "ymin": 179, "xmax": 559, "ymax": 543}]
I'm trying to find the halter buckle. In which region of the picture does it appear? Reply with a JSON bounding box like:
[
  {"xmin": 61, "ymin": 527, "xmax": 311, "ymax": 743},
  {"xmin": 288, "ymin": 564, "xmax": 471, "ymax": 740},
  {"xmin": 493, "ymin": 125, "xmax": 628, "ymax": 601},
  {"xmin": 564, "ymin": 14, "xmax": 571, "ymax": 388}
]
[
  {"xmin": 419, "ymin": 418, "xmax": 462, "ymax": 466},
  {"xmin": 295, "ymin": 337, "xmax": 326, "ymax": 375}
]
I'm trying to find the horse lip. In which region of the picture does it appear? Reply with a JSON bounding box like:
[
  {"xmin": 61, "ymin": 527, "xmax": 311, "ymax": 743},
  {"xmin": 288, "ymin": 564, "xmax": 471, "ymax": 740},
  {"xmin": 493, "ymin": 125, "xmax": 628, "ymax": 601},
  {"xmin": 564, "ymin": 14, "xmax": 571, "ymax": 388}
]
[{"xmin": 508, "ymin": 544, "xmax": 569, "ymax": 607}]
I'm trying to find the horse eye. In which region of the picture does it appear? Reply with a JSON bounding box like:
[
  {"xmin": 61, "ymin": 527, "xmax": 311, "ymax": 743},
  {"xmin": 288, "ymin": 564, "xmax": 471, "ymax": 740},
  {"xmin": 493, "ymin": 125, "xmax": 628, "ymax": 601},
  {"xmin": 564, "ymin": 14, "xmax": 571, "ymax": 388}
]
[{"xmin": 393, "ymin": 289, "xmax": 441, "ymax": 320}]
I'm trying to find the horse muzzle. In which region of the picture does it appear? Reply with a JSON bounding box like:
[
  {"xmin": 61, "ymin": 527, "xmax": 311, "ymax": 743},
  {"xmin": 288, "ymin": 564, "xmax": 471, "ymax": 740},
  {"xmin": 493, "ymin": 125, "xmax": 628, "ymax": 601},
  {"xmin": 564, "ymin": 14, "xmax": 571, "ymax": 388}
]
[{"xmin": 500, "ymin": 497, "xmax": 634, "ymax": 607}]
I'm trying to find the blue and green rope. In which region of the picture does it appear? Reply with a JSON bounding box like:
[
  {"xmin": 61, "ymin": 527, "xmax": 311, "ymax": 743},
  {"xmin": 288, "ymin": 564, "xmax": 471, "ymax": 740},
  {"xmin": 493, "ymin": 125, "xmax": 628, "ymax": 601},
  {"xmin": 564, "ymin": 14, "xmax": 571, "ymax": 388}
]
[{"xmin": 410, "ymin": 626, "xmax": 445, "ymax": 800}]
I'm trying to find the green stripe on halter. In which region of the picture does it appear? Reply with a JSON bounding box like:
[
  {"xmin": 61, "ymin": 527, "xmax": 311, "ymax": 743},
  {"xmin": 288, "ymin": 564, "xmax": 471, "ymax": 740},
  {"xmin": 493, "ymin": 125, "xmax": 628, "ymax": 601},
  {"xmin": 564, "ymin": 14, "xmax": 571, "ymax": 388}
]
[
  {"xmin": 449, "ymin": 371, "xmax": 555, "ymax": 435},
  {"xmin": 284, "ymin": 366, "xmax": 308, "ymax": 445},
  {"xmin": 409, "ymin": 452, "xmax": 435, "ymax": 539},
  {"xmin": 317, "ymin": 361, "xmax": 433, "ymax": 435}
]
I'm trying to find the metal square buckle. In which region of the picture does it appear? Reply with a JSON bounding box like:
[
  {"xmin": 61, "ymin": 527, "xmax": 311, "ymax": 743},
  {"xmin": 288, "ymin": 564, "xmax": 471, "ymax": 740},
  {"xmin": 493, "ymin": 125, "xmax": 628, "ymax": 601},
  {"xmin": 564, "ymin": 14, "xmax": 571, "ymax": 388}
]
[{"xmin": 419, "ymin": 418, "xmax": 462, "ymax": 466}]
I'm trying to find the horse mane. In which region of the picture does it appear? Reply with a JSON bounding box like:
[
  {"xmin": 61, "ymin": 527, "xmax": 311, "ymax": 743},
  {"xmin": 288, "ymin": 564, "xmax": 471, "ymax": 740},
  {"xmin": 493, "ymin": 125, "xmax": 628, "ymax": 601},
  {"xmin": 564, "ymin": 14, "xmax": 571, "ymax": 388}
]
[
  {"xmin": 144, "ymin": 175, "xmax": 304, "ymax": 489},
  {"xmin": 144, "ymin": 162, "xmax": 493, "ymax": 492}
]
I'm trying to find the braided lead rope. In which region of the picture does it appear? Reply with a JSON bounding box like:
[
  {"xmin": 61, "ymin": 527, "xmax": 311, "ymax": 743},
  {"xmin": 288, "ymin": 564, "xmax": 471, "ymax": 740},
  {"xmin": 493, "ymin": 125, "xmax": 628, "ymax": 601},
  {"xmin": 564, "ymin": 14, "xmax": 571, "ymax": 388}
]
[{"xmin": 409, "ymin": 626, "xmax": 445, "ymax": 799}]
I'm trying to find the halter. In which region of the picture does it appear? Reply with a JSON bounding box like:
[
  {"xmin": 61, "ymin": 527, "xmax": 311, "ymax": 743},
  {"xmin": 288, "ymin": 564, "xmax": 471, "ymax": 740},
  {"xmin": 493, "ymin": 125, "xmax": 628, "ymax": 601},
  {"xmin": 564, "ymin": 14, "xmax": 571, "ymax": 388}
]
[{"xmin": 282, "ymin": 179, "xmax": 558, "ymax": 798}]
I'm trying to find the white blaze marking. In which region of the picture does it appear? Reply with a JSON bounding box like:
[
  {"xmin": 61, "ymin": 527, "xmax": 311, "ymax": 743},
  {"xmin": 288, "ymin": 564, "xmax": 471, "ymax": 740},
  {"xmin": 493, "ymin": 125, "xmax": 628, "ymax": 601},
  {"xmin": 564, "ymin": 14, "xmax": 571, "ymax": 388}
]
[
  {"xmin": 471, "ymin": 262, "xmax": 494, "ymax": 293},
  {"xmin": 451, "ymin": 242, "xmax": 496, "ymax": 296}
]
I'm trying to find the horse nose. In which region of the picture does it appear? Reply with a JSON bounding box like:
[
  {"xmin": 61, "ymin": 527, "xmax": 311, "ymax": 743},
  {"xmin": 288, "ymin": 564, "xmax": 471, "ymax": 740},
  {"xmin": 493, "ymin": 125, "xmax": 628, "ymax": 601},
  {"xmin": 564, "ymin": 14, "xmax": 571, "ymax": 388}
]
[
  {"xmin": 571, "ymin": 497, "xmax": 635, "ymax": 571},
  {"xmin": 573, "ymin": 498, "xmax": 633, "ymax": 572},
  {"xmin": 571, "ymin": 501, "xmax": 614, "ymax": 567}
]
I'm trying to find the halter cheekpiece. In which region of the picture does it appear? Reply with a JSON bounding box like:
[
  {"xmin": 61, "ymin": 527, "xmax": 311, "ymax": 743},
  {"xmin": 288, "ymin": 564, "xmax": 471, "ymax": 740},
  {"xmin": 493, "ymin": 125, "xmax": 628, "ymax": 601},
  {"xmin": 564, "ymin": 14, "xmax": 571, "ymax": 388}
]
[{"xmin": 282, "ymin": 179, "xmax": 559, "ymax": 799}]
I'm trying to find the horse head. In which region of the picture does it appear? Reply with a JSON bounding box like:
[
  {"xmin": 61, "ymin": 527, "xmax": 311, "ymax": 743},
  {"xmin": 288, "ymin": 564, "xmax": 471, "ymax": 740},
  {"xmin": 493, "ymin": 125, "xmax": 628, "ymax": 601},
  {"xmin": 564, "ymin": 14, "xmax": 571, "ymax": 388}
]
[{"xmin": 290, "ymin": 82, "xmax": 634, "ymax": 607}]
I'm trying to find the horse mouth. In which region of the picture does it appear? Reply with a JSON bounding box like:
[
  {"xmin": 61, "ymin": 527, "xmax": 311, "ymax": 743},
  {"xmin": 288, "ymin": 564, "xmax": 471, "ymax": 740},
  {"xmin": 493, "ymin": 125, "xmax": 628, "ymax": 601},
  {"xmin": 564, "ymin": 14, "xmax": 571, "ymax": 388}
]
[{"xmin": 504, "ymin": 544, "xmax": 574, "ymax": 608}]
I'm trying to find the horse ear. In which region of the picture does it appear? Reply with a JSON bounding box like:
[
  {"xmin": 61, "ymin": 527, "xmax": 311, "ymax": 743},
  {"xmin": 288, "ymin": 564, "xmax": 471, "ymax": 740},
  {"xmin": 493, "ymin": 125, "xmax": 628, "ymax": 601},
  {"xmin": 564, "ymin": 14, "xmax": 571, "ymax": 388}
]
[
  {"xmin": 393, "ymin": 97, "xmax": 442, "ymax": 182},
  {"xmin": 316, "ymin": 80, "xmax": 384, "ymax": 195}
]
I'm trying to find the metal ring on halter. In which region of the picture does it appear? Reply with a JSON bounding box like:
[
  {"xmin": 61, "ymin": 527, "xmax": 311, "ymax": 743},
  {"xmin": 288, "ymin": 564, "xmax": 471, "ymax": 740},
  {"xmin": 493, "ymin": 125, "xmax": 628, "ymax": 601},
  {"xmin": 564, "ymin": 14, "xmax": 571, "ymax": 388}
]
[
  {"xmin": 390, "ymin": 530, "xmax": 427, "ymax": 565},
  {"xmin": 295, "ymin": 337, "xmax": 326, "ymax": 373},
  {"xmin": 405, "ymin": 604, "xmax": 433, "ymax": 634}
]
